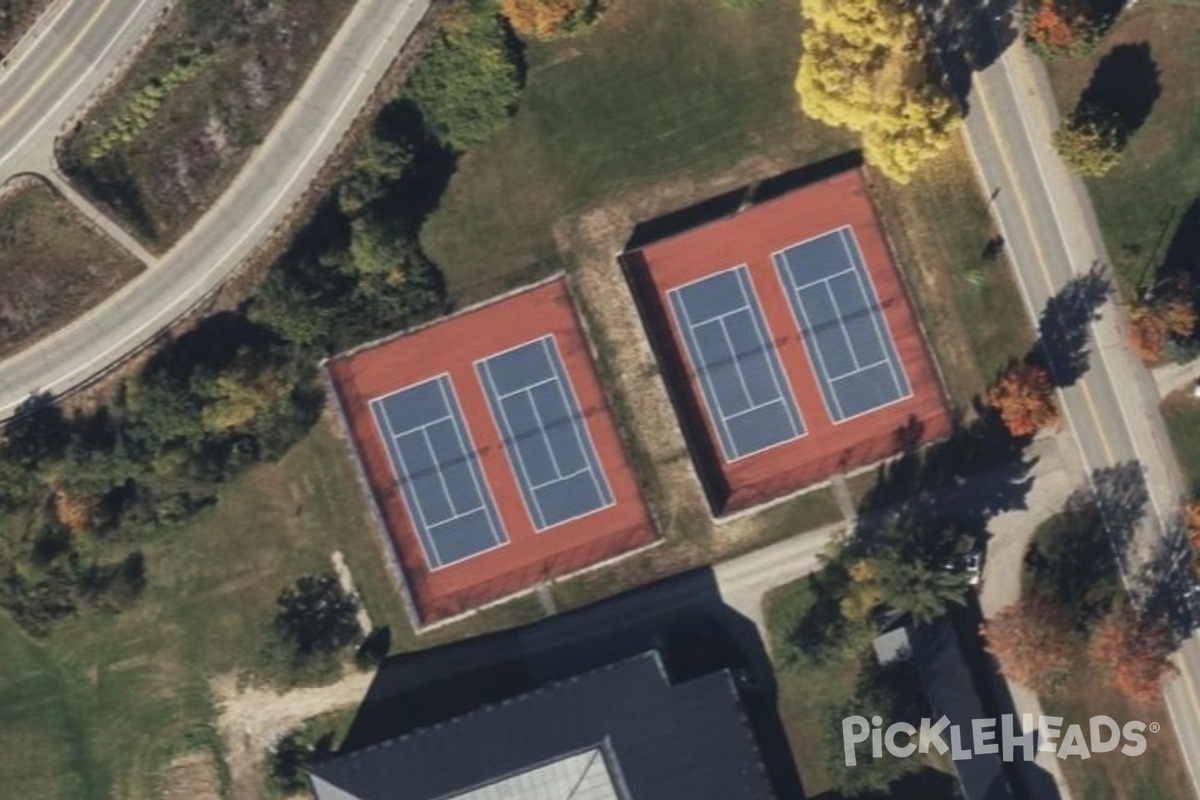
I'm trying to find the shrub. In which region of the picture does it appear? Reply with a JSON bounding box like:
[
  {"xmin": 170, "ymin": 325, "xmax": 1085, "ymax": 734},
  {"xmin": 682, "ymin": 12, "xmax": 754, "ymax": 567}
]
[
  {"xmin": 405, "ymin": 3, "xmax": 522, "ymax": 151},
  {"xmin": 500, "ymin": 0, "xmax": 604, "ymax": 39},
  {"xmin": 275, "ymin": 572, "xmax": 361, "ymax": 657},
  {"xmin": 987, "ymin": 362, "xmax": 1059, "ymax": 437},
  {"xmin": 1025, "ymin": 0, "xmax": 1099, "ymax": 59},
  {"xmin": 1053, "ymin": 114, "xmax": 1122, "ymax": 177}
]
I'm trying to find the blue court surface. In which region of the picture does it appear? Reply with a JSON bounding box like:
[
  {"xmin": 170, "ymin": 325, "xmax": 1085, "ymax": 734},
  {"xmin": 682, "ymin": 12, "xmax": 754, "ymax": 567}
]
[
  {"xmin": 667, "ymin": 265, "xmax": 805, "ymax": 461},
  {"xmin": 370, "ymin": 375, "xmax": 506, "ymax": 569},
  {"xmin": 774, "ymin": 227, "xmax": 911, "ymax": 423},
  {"xmin": 476, "ymin": 336, "xmax": 614, "ymax": 530}
]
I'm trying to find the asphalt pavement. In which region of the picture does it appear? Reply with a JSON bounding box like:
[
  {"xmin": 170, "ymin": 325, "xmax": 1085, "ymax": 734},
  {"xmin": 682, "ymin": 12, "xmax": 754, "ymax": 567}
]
[
  {"xmin": 961, "ymin": 24, "xmax": 1200, "ymax": 799},
  {"xmin": 0, "ymin": 0, "xmax": 431, "ymax": 415}
]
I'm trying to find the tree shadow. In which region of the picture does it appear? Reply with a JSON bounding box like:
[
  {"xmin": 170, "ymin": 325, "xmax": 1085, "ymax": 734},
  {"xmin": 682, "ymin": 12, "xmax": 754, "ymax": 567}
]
[
  {"xmin": 1088, "ymin": 461, "xmax": 1149, "ymax": 576},
  {"xmin": 1035, "ymin": 263, "xmax": 1111, "ymax": 388},
  {"xmin": 1076, "ymin": 43, "xmax": 1161, "ymax": 146},
  {"xmin": 375, "ymin": 98, "xmax": 460, "ymax": 233},
  {"xmin": 1023, "ymin": 490, "xmax": 1121, "ymax": 628},
  {"xmin": 1135, "ymin": 517, "xmax": 1200, "ymax": 642},
  {"xmin": 852, "ymin": 401, "xmax": 1037, "ymax": 580},
  {"xmin": 925, "ymin": 0, "xmax": 1018, "ymax": 111}
]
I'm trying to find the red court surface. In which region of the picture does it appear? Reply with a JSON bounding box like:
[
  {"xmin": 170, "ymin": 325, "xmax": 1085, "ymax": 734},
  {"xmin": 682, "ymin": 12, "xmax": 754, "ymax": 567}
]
[
  {"xmin": 620, "ymin": 168, "xmax": 952, "ymax": 515},
  {"xmin": 326, "ymin": 278, "xmax": 657, "ymax": 626}
]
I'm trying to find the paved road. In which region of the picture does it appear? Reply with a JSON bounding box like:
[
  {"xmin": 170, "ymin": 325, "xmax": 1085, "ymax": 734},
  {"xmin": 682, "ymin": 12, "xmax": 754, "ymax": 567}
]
[
  {"xmin": 962, "ymin": 27, "xmax": 1200, "ymax": 798},
  {"xmin": 0, "ymin": 0, "xmax": 170, "ymax": 177},
  {"xmin": 0, "ymin": 0, "xmax": 431, "ymax": 415}
]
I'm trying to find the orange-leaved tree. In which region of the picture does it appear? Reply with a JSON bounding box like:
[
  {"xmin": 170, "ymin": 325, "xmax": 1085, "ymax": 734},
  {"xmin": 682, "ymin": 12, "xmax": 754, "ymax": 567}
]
[
  {"xmin": 1185, "ymin": 501, "xmax": 1200, "ymax": 564},
  {"xmin": 1127, "ymin": 281, "xmax": 1197, "ymax": 364},
  {"xmin": 1087, "ymin": 609, "xmax": 1177, "ymax": 703},
  {"xmin": 1026, "ymin": 0, "xmax": 1096, "ymax": 59},
  {"xmin": 981, "ymin": 597, "xmax": 1075, "ymax": 694},
  {"xmin": 1128, "ymin": 302, "xmax": 1169, "ymax": 363},
  {"xmin": 987, "ymin": 362, "xmax": 1058, "ymax": 438},
  {"xmin": 501, "ymin": 0, "xmax": 600, "ymax": 39}
]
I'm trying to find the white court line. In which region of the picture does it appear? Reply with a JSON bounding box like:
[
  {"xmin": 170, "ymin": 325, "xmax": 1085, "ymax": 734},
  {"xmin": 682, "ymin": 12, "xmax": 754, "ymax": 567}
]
[
  {"xmin": 474, "ymin": 335, "xmax": 616, "ymax": 532},
  {"xmin": 715, "ymin": 316, "xmax": 758, "ymax": 412},
  {"xmin": 541, "ymin": 336, "xmax": 615, "ymax": 508},
  {"xmin": 733, "ymin": 265, "xmax": 807, "ymax": 443},
  {"xmin": 817, "ymin": 280, "xmax": 864, "ymax": 373},
  {"xmin": 477, "ymin": 358, "xmax": 548, "ymax": 530},
  {"xmin": 373, "ymin": 397, "xmax": 444, "ymax": 569},
  {"xmin": 668, "ymin": 280, "xmax": 742, "ymax": 461},
  {"xmin": 368, "ymin": 375, "xmax": 507, "ymax": 571},
  {"xmin": 838, "ymin": 228, "xmax": 912, "ymax": 396},
  {"xmin": 436, "ymin": 377, "xmax": 507, "ymax": 550},
  {"xmin": 774, "ymin": 233, "xmax": 914, "ymax": 424},
  {"xmin": 786, "ymin": 266, "xmax": 859, "ymax": 295}
]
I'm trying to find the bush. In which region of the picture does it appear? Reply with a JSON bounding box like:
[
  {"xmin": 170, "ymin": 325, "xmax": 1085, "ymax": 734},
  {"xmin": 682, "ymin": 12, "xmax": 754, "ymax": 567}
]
[
  {"xmin": 405, "ymin": 2, "xmax": 523, "ymax": 151},
  {"xmin": 1054, "ymin": 114, "xmax": 1122, "ymax": 177},
  {"xmin": 500, "ymin": 0, "xmax": 604, "ymax": 39},
  {"xmin": 275, "ymin": 572, "xmax": 362, "ymax": 657},
  {"xmin": 1024, "ymin": 0, "xmax": 1100, "ymax": 59}
]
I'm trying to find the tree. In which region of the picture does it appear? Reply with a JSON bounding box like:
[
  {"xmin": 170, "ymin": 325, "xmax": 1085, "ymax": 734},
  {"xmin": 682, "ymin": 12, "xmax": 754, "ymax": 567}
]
[
  {"xmin": 875, "ymin": 556, "xmax": 972, "ymax": 623},
  {"xmin": 1128, "ymin": 302, "xmax": 1169, "ymax": 363},
  {"xmin": 275, "ymin": 572, "xmax": 361, "ymax": 656},
  {"xmin": 795, "ymin": 0, "xmax": 959, "ymax": 183},
  {"xmin": 336, "ymin": 133, "xmax": 413, "ymax": 217},
  {"xmin": 1088, "ymin": 609, "xmax": 1176, "ymax": 703},
  {"xmin": 1185, "ymin": 501, "xmax": 1200, "ymax": 569},
  {"xmin": 1128, "ymin": 281, "xmax": 1197, "ymax": 364},
  {"xmin": 1054, "ymin": 114, "xmax": 1122, "ymax": 177},
  {"xmin": 987, "ymin": 362, "xmax": 1058, "ymax": 438},
  {"xmin": 500, "ymin": 0, "xmax": 600, "ymax": 39},
  {"xmin": 980, "ymin": 597, "xmax": 1075, "ymax": 694},
  {"xmin": 405, "ymin": 3, "xmax": 522, "ymax": 151},
  {"xmin": 1025, "ymin": 0, "xmax": 1097, "ymax": 59},
  {"xmin": 348, "ymin": 215, "xmax": 410, "ymax": 279}
]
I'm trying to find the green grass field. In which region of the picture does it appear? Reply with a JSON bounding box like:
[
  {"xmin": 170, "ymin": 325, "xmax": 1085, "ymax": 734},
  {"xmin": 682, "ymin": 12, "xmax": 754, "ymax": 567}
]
[
  {"xmin": 1045, "ymin": 3, "xmax": 1200, "ymax": 295},
  {"xmin": 421, "ymin": 0, "xmax": 853, "ymax": 299},
  {"xmin": 1162, "ymin": 389, "xmax": 1200, "ymax": 493},
  {"xmin": 0, "ymin": 418, "xmax": 544, "ymax": 799}
]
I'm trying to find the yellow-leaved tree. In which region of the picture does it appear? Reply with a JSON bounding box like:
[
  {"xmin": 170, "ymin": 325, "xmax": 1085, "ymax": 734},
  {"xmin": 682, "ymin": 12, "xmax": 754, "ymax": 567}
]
[{"xmin": 796, "ymin": 0, "xmax": 958, "ymax": 183}]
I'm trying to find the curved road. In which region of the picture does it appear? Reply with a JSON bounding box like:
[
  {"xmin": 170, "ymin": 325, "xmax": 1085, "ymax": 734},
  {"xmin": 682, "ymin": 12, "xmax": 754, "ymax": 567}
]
[{"xmin": 0, "ymin": 0, "xmax": 431, "ymax": 416}]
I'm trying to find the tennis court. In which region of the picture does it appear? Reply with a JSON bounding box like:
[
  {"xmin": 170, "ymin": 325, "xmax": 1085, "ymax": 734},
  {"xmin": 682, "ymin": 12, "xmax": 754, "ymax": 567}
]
[
  {"xmin": 774, "ymin": 227, "xmax": 912, "ymax": 423},
  {"xmin": 667, "ymin": 265, "xmax": 805, "ymax": 461},
  {"xmin": 477, "ymin": 335, "xmax": 614, "ymax": 530},
  {"xmin": 370, "ymin": 375, "xmax": 507, "ymax": 569}
]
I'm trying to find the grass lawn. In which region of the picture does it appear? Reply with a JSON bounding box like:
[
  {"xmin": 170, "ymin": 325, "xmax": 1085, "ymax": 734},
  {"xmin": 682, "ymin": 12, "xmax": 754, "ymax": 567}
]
[
  {"xmin": 59, "ymin": 0, "xmax": 356, "ymax": 250},
  {"xmin": 1044, "ymin": 3, "xmax": 1200, "ymax": 295},
  {"xmin": 0, "ymin": 180, "xmax": 143, "ymax": 359},
  {"xmin": 868, "ymin": 138, "xmax": 1035, "ymax": 412},
  {"xmin": 0, "ymin": 416, "xmax": 545, "ymax": 799},
  {"xmin": 1162, "ymin": 388, "xmax": 1200, "ymax": 493},
  {"xmin": 421, "ymin": 0, "xmax": 853, "ymax": 300},
  {"xmin": 1045, "ymin": 677, "xmax": 1194, "ymax": 800}
]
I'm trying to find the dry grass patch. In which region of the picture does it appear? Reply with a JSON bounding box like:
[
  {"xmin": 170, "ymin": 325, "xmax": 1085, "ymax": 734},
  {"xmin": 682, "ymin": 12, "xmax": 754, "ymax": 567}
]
[
  {"xmin": 60, "ymin": 0, "xmax": 357, "ymax": 249},
  {"xmin": 0, "ymin": 179, "xmax": 143, "ymax": 359},
  {"xmin": 869, "ymin": 136, "xmax": 1035, "ymax": 412},
  {"xmin": 0, "ymin": 0, "xmax": 51, "ymax": 55}
]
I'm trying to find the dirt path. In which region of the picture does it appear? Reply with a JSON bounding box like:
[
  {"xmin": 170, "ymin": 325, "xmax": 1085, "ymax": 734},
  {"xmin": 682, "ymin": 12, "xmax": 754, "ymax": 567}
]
[{"xmin": 214, "ymin": 669, "xmax": 374, "ymax": 800}]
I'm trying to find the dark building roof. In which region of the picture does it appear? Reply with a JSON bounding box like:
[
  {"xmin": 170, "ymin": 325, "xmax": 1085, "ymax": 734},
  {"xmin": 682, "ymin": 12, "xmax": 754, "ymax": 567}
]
[
  {"xmin": 906, "ymin": 621, "xmax": 1017, "ymax": 800},
  {"xmin": 308, "ymin": 651, "xmax": 776, "ymax": 800}
]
